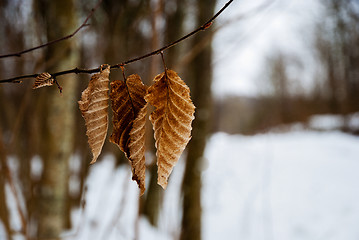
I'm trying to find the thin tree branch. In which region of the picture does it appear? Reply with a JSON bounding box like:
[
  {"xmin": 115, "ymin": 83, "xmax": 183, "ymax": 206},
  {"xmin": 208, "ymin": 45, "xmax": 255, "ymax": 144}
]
[
  {"xmin": 0, "ymin": 0, "xmax": 103, "ymax": 59},
  {"xmin": 0, "ymin": 0, "xmax": 233, "ymax": 84}
]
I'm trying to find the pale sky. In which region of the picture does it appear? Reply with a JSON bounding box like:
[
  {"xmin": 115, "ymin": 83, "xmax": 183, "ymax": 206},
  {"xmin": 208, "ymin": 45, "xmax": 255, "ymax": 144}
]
[{"xmin": 212, "ymin": 0, "xmax": 324, "ymax": 97}]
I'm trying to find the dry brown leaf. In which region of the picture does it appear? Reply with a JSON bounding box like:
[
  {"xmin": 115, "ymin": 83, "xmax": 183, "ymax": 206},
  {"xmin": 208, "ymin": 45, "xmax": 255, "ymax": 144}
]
[
  {"xmin": 33, "ymin": 72, "xmax": 54, "ymax": 89},
  {"xmin": 145, "ymin": 69, "xmax": 195, "ymax": 189},
  {"xmin": 109, "ymin": 74, "xmax": 148, "ymax": 195},
  {"xmin": 78, "ymin": 65, "xmax": 110, "ymax": 164}
]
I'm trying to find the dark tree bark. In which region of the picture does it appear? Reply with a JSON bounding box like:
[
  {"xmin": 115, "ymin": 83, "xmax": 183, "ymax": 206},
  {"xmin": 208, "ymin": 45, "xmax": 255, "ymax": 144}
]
[
  {"xmin": 34, "ymin": 0, "xmax": 80, "ymax": 238},
  {"xmin": 316, "ymin": 0, "xmax": 359, "ymax": 115},
  {"xmin": 164, "ymin": 0, "xmax": 185, "ymax": 68},
  {"xmin": 180, "ymin": 0, "xmax": 216, "ymax": 239},
  {"xmin": 102, "ymin": 0, "xmax": 150, "ymax": 82},
  {"xmin": 268, "ymin": 53, "xmax": 293, "ymax": 123},
  {"xmin": 0, "ymin": 129, "xmax": 11, "ymax": 240}
]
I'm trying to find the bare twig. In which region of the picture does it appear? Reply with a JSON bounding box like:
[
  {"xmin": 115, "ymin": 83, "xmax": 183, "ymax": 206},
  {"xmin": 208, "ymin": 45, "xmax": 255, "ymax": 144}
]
[
  {"xmin": 0, "ymin": 0, "xmax": 103, "ymax": 59},
  {"xmin": 0, "ymin": 0, "xmax": 234, "ymax": 84}
]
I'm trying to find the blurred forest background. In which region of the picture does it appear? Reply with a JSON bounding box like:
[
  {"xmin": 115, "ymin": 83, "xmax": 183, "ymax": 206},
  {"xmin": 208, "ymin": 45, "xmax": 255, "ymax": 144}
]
[{"xmin": 0, "ymin": 0, "xmax": 358, "ymax": 239}]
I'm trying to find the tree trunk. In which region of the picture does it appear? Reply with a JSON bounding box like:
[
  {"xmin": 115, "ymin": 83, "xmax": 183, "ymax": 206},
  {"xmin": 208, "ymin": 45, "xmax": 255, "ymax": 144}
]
[
  {"xmin": 0, "ymin": 128, "xmax": 11, "ymax": 240},
  {"xmin": 35, "ymin": 0, "xmax": 79, "ymax": 238},
  {"xmin": 141, "ymin": 0, "xmax": 164, "ymax": 226},
  {"xmin": 141, "ymin": 0, "xmax": 187, "ymax": 226},
  {"xmin": 180, "ymin": 0, "xmax": 216, "ymax": 240}
]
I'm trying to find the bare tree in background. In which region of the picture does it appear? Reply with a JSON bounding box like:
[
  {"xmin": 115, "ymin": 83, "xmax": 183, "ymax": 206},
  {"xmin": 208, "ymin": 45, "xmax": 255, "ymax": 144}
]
[
  {"xmin": 34, "ymin": 0, "xmax": 80, "ymax": 238},
  {"xmin": 316, "ymin": 0, "xmax": 359, "ymax": 115},
  {"xmin": 267, "ymin": 53, "xmax": 293, "ymax": 124},
  {"xmin": 181, "ymin": 0, "xmax": 216, "ymax": 239},
  {"xmin": 0, "ymin": 129, "xmax": 11, "ymax": 240},
  {"xmin": 141, "ymin": 0, "xmax": 165, "ymax": 226}
]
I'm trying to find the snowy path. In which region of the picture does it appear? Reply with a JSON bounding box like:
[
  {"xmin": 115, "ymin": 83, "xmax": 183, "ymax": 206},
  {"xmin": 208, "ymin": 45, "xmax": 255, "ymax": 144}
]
[
  {"xmin": 203, "ymin": 131, "xmax": 359, "ymax": 240},
  {"xmin": 66, "ymin": 130, "xmax": 359, "ymax": 240}
]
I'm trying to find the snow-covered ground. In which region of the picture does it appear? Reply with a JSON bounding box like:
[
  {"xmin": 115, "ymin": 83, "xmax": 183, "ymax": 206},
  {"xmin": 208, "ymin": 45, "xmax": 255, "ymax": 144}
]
[
  {"xmin": 61, "ymin": 128, "xmax": 359, "ymax": 240},
  {"xmin": 2, "ymin": 128, "xmax": 359, "ymax": 240},
  {"xmin": 202, "ymin": 131, "xmax": 359, "ymax": 240},
  {"xmin": 308, "ymin": 113, "xmax": 359, "ymax": 132},
  {"xmin": 2, "ymin": 118, "xmax": 359, "ymax": 240}
]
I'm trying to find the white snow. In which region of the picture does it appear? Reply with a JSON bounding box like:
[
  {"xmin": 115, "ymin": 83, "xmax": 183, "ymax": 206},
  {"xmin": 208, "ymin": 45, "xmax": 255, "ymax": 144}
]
[
  {"xmin": 2, "ymin": 128, "xmax": 359, "ymax": 240},
  {"xmin": 65, "ymin": 155, "xmax": 140, "ymax": 240},
  {"xmin": 202, "ymin": 131, "xmax": 359, "ymax": 240},
  {"xmin": 30, "ymin": 156, "xmax": 43, "ymax": 180},
  {"xmin": 309, "ymin": 113, "xmax": 359, "ymax": 131},
  {"xmin": 61, "ymin": 129, "xmax": 359, "ymax": 240}
]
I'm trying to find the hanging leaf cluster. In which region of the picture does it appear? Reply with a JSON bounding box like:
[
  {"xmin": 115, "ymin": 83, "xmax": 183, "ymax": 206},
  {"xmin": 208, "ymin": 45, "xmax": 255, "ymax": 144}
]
[{"xmin": 75, "ymin": 65, "xmax": 195, "ymax": 195}]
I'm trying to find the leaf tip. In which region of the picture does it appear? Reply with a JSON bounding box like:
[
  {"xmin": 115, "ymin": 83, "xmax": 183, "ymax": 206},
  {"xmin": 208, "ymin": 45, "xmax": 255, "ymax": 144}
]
[
  {"xmin": 132, "ymin": 175, "xmax": 146, "ymax": 195},
  {"xmin": 89, "ymin": 157, "xmax": 97, "ymax": 165},
  {"xmin": 157, "ymin": 175, "xmax": 168, "ymax": 189}
]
